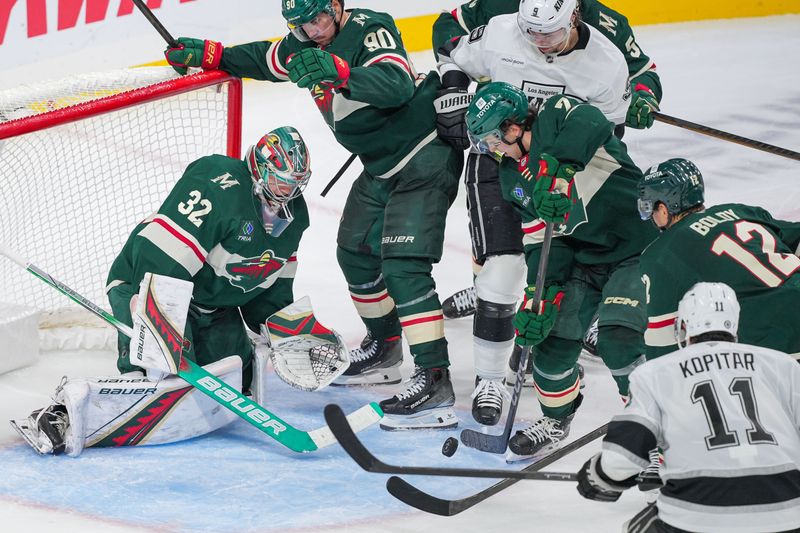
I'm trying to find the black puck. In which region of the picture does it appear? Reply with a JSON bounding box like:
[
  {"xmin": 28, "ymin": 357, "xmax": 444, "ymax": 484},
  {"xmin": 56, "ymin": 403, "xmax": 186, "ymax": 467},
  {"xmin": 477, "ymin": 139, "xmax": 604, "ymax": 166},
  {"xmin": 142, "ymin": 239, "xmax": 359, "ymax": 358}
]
[{"xmin": 441, "ymin": 436, "xmax": 458, "ymax": 457}]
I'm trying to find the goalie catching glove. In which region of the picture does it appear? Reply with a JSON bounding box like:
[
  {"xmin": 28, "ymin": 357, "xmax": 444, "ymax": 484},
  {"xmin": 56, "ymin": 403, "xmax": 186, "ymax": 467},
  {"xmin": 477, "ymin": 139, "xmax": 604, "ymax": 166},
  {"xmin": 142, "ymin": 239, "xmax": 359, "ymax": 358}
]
[
  {"xmin": 287, "ymin": 48, "xmax": 350, "ymax": 90},
  {"xmin": 165, "ymin": 37, "xmax": 223, "ymax": 75},
  {"xmin": 513, "ymin": 284, "xmax": 564, "ymax": 346},
  {"xmin": 259, "ymin": 296, "xmax": 350, "ymax": 392},
  {"xmin": 533, "ymin": 153, "xmax": 578, "ymax": 224}
]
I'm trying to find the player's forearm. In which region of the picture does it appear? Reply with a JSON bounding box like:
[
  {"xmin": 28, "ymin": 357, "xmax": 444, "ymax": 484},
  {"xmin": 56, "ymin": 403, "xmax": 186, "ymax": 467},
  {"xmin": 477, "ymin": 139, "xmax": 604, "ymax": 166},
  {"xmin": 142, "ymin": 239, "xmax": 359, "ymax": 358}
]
[
  {"xmin": 631, "ymin": 69, "xmax": 663, "ymax": 103},
  {"xmin": 432, "ymin": 11, "xmax": 467, "ymax": 61},
  {"xmin": 220, "ymin": 41, "xmax": 286, "ymax": 82},
  {"xmin": 548, "ymin": 104, "xmax": 615, "ymax": 167}
]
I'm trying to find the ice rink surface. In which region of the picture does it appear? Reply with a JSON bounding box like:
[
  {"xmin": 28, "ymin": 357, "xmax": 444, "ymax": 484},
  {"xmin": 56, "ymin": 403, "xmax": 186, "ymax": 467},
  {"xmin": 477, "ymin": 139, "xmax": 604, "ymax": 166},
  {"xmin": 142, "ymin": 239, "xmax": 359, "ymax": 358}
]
[{"xmin": 1, "ymin": 14, "xmax": 799, "ymax": 533}]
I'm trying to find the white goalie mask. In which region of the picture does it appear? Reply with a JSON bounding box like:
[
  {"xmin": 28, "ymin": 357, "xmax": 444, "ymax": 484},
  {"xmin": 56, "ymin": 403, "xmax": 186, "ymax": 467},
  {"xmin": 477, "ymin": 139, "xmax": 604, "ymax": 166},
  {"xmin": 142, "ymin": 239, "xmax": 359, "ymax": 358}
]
[
  {"xmin": 675, "ymin": 282, "xmax": 740, "ymax": 348},
  {"xmin": 517, "ymin": 0, "xmax": 578, "ymax": 50}
]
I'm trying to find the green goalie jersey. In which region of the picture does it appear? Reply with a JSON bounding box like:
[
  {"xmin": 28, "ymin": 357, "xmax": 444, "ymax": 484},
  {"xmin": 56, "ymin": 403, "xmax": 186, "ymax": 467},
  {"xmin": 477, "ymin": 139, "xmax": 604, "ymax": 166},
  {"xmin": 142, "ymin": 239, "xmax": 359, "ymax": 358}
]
[
  {"xmin": 498, "ymin": 95, "xmax": 658, "ymax": 284},
  {"xmin": 432, "ymin": 0, "xmax": 661, "ymax": 100},
  {"xmin": 640, "ymin": 203, "xmax": 800, "ymax": 358},
  {"xmin": 219, "ymin": 8, "xmax": 440, "ymax": 178},
  {"xmin": 106, "ymin": 155, "xmax": 309, "ymax": 329}
]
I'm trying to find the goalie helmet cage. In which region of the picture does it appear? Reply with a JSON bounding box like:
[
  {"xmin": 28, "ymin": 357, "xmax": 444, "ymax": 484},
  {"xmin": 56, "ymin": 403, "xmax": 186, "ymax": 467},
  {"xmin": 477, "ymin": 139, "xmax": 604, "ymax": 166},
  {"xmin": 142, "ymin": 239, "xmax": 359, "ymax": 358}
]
[{"xmin": 0, "ymin": 68, "xmax": 242, "ymax": 348}]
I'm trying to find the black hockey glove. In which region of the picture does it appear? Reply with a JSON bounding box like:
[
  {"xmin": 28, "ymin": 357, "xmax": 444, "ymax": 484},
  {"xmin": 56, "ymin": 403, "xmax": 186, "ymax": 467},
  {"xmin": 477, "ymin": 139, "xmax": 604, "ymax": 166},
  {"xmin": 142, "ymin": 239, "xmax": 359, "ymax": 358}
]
[
  {"xmin": 576, "ymin": 453, "xmax": 635, "ymax": 502},
  {"xmin": 433, "ymin": 87, "xmax": 473, "ymax": 150}
]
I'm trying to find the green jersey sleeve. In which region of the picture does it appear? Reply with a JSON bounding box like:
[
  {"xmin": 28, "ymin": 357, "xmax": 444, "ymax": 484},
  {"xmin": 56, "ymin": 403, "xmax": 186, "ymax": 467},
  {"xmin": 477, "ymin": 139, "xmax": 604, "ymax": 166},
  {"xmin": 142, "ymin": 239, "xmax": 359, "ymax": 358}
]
[
  {"xmin": 340, "ymin": 13, "xmax": 416, "ymax": 108},
  {"xmin": 220, "ymin": 34, "xmax": 311, "ymax": 82},
  {"xmin": 531, "ymin": 95, "xmax": 615, "ymax": 169}
]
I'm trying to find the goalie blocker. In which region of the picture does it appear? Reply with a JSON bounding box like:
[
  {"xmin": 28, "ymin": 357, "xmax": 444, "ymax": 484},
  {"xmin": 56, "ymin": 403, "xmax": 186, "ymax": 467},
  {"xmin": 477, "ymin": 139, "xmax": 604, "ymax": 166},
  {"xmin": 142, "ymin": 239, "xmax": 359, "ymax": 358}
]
[{"xmin": 10, "ymin": 274, "xmax": 351, "ymax": 456}]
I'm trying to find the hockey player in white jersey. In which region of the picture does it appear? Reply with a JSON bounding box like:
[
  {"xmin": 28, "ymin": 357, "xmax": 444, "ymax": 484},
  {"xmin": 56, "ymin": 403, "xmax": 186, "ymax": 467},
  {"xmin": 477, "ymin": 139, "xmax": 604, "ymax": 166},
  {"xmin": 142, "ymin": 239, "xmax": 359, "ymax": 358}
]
[
  {"xmin": 434, "ymin": 0, "xmax": 633, "ymax": 427},
  {"xmin": 576, "ymin": 282, "xmax": 800, "ymax": 533}
]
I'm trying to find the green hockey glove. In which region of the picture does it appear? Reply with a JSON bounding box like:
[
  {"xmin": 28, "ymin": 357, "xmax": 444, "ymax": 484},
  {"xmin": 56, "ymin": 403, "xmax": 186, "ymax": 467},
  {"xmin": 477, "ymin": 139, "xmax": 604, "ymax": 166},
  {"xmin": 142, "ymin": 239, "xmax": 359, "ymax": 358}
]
[
  {"xmin": 287, "ymin": 48, "xmax": 351, "ymax": 90},
  {"xmin": 513, "ymin": 284, "xmax": 564, "ymax": 346},
  {"xmin": 164, "ymin": 37, "xmax": 223, "ymax": 75},
  {"xmin": 626, "ymin": 84, "xmax": 660, "ymax": 129},
  {"xmin": 532, "ymin": 153, "xmax": 577, "ymax": 224}
]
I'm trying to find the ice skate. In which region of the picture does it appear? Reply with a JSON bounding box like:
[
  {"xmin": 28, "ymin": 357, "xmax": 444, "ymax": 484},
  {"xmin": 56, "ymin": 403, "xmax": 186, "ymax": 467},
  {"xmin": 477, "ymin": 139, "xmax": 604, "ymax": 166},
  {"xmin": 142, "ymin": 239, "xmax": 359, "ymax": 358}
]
[
  {"xmin": 636, "ymin": 448, "xmax": 664, "ymax": 492},
  {"xmin": 442, "ymin": 286, "xmax": 477, "ymax": 319},
  {"xmin": 506, "ymin": 394, "xmax": 582, "ymax": 462},
  {"xmin": 9, "ymin": 403, "xmax": 69, "ymax": 455},
  {"xmin": 379, "ymin": 366, "xmax": 458, "ymax": 430},
  {"xmin": 331, "ymin": 331, "xmax": 402, "ymax": 386},
  {"xmin": 471, "ymin": 376, "xmax": 510, "ymax": 426}
]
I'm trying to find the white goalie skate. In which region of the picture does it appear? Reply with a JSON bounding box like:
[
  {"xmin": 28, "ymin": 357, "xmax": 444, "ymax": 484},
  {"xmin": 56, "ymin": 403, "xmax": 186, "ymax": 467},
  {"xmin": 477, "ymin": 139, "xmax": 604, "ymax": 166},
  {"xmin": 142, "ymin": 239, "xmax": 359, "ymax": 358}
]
[{"xmin": 10, "ymin": 403, "xmax": 69, "ymax": 455}]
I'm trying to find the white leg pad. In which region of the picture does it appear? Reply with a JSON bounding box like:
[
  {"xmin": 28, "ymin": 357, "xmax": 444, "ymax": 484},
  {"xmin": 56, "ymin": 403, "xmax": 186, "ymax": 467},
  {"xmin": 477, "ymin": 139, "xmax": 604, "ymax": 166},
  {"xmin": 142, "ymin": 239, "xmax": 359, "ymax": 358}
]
[
  {"xmin": 57, "ymin": 355, "xmax": 242, "ymax": 456},
  {"xmin": 474, "ymin": 254, "xmax": 526, "ymax": 305},
  {"xmin": 474, "ymin": 337, "xmax": 514, "ymax": 379}
]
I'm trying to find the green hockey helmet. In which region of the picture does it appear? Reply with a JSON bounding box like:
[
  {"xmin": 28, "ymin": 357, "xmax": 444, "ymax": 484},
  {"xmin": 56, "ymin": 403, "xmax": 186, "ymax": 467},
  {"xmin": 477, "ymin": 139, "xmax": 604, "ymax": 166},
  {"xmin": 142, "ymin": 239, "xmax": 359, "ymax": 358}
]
[
  {"xmin": 637, "ymin": 158, "xmax": 705, "ymax": 221},
  {"xmin": 282, "ymin": 0, "xmax": 337, "ymax": 41},
  {"xmin": 246, "ymin": 126, "xmax": 311, "ymax": 236},
  {"xmin": 465, "ymin": 82, "xmax": 530, "ymax": 154}
]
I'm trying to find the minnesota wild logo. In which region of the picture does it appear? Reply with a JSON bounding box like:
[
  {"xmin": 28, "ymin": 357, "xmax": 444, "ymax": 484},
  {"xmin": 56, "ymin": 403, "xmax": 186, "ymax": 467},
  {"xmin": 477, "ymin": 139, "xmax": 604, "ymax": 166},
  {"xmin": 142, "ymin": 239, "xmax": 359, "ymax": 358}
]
[
  {"xmin": 226, "ymin": 250, "xmax": 286, "ymax": 292},
  {"xmin": 311, "ymin": 84, "xmax": 334, "ymax": 120}
]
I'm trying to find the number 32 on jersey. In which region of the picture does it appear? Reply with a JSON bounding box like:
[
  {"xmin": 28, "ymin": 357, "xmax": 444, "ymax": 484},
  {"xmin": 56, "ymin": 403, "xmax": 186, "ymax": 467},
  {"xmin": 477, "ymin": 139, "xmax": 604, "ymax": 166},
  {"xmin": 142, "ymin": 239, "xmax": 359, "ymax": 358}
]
[{"xmin": 178, "ymin": 190, "xmax": 212, "ymax": 227}]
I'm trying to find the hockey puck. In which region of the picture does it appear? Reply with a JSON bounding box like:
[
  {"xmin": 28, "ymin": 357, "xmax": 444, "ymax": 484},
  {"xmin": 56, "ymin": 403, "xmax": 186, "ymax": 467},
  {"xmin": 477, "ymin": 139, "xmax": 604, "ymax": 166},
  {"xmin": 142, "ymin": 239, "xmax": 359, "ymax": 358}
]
[{"xmin": 441, "ymin": 437, "xmax": 458, "ymax": 457}]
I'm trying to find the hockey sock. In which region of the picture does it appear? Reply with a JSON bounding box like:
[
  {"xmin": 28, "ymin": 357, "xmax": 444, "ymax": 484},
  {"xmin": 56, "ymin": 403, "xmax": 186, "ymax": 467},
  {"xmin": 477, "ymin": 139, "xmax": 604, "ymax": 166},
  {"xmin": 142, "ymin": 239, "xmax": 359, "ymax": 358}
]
[{"xmin": 596, "ymin": 325, "xmax": 646, "ymax": 397}]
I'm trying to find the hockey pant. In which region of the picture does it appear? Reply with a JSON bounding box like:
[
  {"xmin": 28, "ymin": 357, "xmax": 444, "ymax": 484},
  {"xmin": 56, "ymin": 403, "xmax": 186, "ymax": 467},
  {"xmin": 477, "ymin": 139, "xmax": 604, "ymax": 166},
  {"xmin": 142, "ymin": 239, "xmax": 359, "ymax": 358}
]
[
  {"xmin": 466, "ymin": 153, "xmax": 527, "ymax": 379},
  {"xmin": 335, "ymin": 138, "xmax": 462, "ymax": 369},
  {"xmin": 530, "ymin": 253, "xmax": 648, "ymax": 417},
  {"xmin": 108, "ymin": 283, "xmax": 255, "ymax": 388}
]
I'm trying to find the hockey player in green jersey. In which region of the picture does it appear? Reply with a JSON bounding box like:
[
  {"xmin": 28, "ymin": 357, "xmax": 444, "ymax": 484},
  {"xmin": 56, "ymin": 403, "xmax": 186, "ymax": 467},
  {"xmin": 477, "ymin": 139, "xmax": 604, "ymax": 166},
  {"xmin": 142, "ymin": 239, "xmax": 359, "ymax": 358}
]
[
  {"xmin": 464, "ymin": 82, "xmax": 658, "ymax": 460},
  {"xmin": 637, "ymin": 158, "xmax": 800, "ymax": 359},
  {"xmin": 163, "ymin": 0, "xmax": 464, "ymax": 429},
  {"xmin": 106, "ymin": 126, "xmax": 312, "ymax": 388},
  {"xmin": 431, "ymin": 0, "xmax": 663, "ymax": 425}
]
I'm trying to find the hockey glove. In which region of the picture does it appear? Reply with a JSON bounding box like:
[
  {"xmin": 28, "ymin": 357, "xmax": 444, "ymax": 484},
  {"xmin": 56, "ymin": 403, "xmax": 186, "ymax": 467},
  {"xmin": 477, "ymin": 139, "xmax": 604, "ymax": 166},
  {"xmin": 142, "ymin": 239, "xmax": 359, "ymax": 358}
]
[
  {"xmin": 577, "ymin": 453, "xmax": 637, "ymax": 502},
  {"xmin": 433, "ymin": 88, "xmax": 473, "ymax": 150},
  {"xmin": 626, "ymin": 84, "xmax": 660, "ymax": 129},
  {"xmin": 164, "ymin": 37, "xmax": 223, "ymax": 75},
  {"xmin": 287, "ymin": 48, "xmax": 350, "ymax": 90},
  {"xmin": 513, "ymin": 284, "xmax": 564, "ymax": 347},
  {"xmin": 532, "ymin": 153, "xmax": 577, "ymax": 224}
]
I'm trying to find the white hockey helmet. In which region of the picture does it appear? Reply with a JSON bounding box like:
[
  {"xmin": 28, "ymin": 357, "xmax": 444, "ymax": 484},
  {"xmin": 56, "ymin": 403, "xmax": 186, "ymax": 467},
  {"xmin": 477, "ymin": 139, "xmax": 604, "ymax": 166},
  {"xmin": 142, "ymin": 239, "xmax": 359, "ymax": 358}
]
[
  {"xmin": 675, "ymin": 282, "xmax": 740, "ymax": 347},
  {"xmin": 517, "ymin": 0, "xmax": 578, "ymax": 48}
]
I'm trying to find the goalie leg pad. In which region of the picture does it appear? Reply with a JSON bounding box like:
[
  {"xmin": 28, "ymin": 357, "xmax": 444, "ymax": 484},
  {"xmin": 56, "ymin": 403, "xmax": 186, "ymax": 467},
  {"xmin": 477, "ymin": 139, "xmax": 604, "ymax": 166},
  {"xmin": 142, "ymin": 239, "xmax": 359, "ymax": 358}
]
[
  {"xmin": 131, "ymin": 273, "xmax": 193, "ymax": 375},
  {"xmin": 14, "ymin": 356, "xmax": 243, "ymax": 456}
]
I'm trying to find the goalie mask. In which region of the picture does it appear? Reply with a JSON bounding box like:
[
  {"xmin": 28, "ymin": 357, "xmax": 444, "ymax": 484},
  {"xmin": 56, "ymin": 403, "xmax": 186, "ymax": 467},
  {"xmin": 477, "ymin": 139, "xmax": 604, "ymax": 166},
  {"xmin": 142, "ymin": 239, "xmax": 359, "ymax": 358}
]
[
  {"xmin": 246, "ymin": 126, "xmax": 311, "ymax": 237},
  {"xmin": 517, "ymin": 0, "xmax": 578, "ymax": 51},
  {"xmin": 638, "ymin": 158, "xmax": 705, "ymax": 223},
  {"xmin": 675, "ymin": 282, "xmax": 740, "ymax": 348},
  {"xmin": 465, "ymin": 82, "xmax": 531, "ymax": 154}
]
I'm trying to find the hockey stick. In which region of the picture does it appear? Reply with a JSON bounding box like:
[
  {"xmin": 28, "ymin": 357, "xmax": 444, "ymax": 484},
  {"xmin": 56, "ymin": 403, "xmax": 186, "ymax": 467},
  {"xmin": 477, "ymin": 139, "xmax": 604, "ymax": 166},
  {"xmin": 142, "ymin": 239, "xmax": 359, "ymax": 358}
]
[
  {"xmin": 324, "ymin": 404, "xmax": 576, "ymax": 480},
  {"xmin": 387, "ymin": 422, "xmax": 609, "ymax": 516},
  {"xmin": 0, "ymin": 243, "xmax": 382, "ymax": 453},
  {"xmin": 131, "ymin": 0, "xmax": 180, "ymax": 47},
  {"xmin": 460, "ymin": 222, "xmax": 555, "ymax": 453},
  {"xmin": 652, "ymin": 112, "xmax": 800, "ymax": 162},
  {"xmin": 321, "ymin": 153, "xmax": 357, "ymax": 197}
]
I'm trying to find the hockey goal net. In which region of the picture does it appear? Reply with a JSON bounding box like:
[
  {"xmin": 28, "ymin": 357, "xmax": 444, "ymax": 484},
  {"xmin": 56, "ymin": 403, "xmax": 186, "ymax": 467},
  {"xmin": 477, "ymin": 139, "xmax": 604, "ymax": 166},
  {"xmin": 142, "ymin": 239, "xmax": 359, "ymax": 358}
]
[{"xmin": 0, "ymin": 67, "xmax": 242, "ymax": 350}]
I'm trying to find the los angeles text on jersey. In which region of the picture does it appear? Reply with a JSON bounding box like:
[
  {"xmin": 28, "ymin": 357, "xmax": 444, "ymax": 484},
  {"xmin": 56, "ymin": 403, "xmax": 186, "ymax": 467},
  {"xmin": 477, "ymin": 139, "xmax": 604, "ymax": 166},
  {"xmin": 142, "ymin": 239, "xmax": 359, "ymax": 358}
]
[{"xmin": 679, "ymin": 348, "xmax": 754, "ymax": 378}]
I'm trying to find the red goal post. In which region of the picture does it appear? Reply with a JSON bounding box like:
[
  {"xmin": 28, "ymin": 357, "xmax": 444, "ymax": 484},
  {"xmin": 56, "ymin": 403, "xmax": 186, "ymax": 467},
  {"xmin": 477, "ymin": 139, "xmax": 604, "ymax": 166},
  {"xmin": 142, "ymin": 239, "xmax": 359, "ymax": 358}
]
[{"xmin": 0, "ymin": 68, "xmax": 242, "ymax": 349}]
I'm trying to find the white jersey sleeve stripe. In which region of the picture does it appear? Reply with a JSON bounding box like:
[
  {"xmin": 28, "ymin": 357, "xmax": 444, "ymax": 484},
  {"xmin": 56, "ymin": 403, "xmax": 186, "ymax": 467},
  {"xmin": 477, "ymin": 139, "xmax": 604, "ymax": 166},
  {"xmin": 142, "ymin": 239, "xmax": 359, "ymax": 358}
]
[
  {"xmin": 138, "ymin": 215, "xmax": 207, "ymax": 276},
  {"xmin": 363, "ymin": 53, "xmax": 415, "ymax": 80},
  {"xmin": 267, "ymin": 38, "xmax": 289, "ymax": 81}
]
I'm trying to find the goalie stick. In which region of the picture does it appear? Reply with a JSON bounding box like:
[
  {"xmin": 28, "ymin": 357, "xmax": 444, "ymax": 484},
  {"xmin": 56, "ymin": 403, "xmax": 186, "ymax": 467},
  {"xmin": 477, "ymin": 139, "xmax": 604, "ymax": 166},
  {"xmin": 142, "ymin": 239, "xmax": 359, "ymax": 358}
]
[
  {"xmin": 460, "ymin": 222, "xmax": 555, "ymax": 453},
  {"xmin": 0, "ymin": 243, "xmax": 382, "ymax": 453},
  {"xmin": 324, "ymin": 404, "xmax": 576, "ymax": 481},
  {"xmin": 387, "ymin": 421, "xmax": 609, "ymax": 516}
]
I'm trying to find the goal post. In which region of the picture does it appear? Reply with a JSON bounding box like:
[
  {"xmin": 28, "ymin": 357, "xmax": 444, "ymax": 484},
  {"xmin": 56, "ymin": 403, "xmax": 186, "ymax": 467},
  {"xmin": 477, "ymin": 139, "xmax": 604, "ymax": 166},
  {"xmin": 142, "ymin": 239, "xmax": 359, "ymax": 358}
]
[{"xmin": 0, "ymin": 67, "xmax": 242, "ymax": 352}]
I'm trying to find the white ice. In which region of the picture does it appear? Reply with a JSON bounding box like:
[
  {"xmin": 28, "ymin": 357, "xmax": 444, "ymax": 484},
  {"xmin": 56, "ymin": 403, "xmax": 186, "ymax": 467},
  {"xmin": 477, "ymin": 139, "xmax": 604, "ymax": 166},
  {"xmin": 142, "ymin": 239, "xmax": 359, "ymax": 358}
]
[{"xmin": 1, "ymin": 14, "xmax": 799, "ymax": 533}]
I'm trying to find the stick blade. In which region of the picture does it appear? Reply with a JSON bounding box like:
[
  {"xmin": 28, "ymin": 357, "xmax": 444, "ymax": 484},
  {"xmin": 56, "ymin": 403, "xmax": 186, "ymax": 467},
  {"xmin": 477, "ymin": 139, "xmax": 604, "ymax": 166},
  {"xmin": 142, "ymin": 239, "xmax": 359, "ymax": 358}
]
[
  {"xmin": 459, "ymin": 428, "xmax": 508, "ymax": 454},
  {"xmin": 323, "ymin": 403, "xmax": 383, "ymax": 471},
  {"xmin": 386, "ymin": 476, "xmax": 457, "ymax": 516}
]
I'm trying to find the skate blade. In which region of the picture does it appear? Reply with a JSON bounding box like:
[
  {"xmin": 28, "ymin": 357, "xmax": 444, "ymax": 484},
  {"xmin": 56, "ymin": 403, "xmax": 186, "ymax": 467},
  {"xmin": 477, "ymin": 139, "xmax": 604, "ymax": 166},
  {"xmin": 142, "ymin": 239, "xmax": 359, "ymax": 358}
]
[
  {"xmin": 380, "ymin": 407, "xmax": 458, "ymax": 431},
  {"xmin": 504, "ymin": 441, "xmax": 561, "ymax": 464},
  {"xmin": 330, "ymin": 366, "xmax": 402, "ymax": 386},
  {"xmin": 9, "ymin": 419, "xmax": 52, "ymax": 455}
]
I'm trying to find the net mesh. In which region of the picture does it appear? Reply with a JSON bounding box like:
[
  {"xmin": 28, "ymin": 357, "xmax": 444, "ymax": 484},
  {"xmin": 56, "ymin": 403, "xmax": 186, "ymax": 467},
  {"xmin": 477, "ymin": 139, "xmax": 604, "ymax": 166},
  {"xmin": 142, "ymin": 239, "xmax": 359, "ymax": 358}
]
[{"xmin": 0, "ymin": 67, "xmax": 239, "ymax": 330}]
